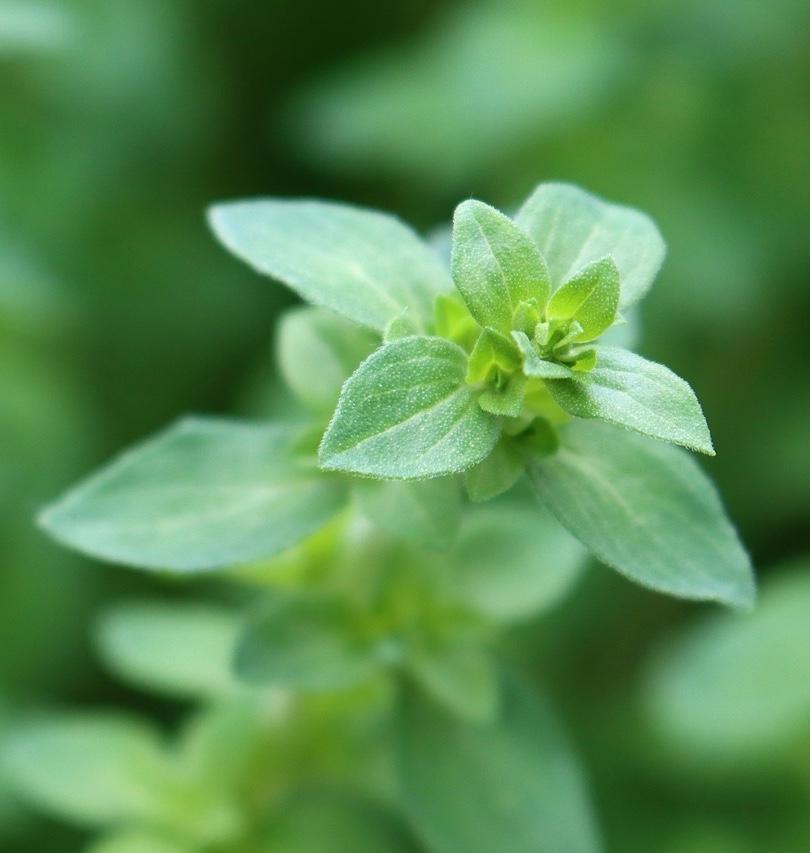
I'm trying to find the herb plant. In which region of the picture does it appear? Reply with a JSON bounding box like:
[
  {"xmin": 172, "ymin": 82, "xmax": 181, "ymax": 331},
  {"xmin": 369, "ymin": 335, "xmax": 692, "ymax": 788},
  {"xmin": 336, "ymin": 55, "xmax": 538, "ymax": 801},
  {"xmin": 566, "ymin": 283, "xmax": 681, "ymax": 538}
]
[{"xmin": 5, "ymin": 182, "xmax": 755, "ymax": 851}]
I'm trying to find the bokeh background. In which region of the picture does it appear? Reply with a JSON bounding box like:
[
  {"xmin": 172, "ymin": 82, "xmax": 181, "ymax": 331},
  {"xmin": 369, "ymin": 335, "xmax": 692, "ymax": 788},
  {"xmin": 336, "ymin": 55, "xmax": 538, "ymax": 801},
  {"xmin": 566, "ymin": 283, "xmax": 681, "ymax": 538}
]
[{"xmin": 2, "ymin": 0, "xmax": 809, "ymax": 850}]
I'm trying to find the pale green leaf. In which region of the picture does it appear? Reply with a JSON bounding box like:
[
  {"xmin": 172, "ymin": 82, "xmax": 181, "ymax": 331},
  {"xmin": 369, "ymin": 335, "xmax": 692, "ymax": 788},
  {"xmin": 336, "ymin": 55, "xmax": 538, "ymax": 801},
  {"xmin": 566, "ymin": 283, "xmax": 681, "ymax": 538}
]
[
  {"xmin": 512, "ymin": 331, "xmax": 575, "ymax": 378},
  {"xmin": 2, "ymin": 714, "xmax": 168, "ymax": 827},
  {"xmin": 319, "ymin": 337, "xmax": 500, "ymax": 479},
  {"xmin": 39, "ymin": 418, "xmax": 348, "ymax": 572},
  {"xmin": 464, "ymin": 440, "xmax": 525, "ymax": 503},
  {"xmin": 95, "ymin": 601, "xmax": 240, "ymax": 700},
  {"xmin": 547, "ymin": 347, "xmax": 714, "ymax": 455},
  {"xmin": 545, "ymin": 256, "xmax": 620, "ymax": 342},
  {"xmin": 516, "ymin": 183, "xmax": 665, "ymax": 310},
  {"xmin": 277, "ymin": 306, "xmax": 378, "ymax": 413},
  {"xmin": 234, "ymin": 592, "xmax": 378, "ymax": 691},
  {"xmin": 529, "ymin": 422, "xmax": 755, "ymax": 609},
  {"xmin": 88, "ymin": 831, "xmax": 194, "ymax": 853},
  {"xmin": 271, "ymin": 793, "xmax": 417, "ymax": 853},
  {"xmin": 178, "ymin": 696, "xmax": 279, "ymax": 798},
  {"xmin": 466, "ymin": 328, "xmax": 521, "ymax": 384},
  {"xmin": 352, "ymin": 476, "xmax": 461, "ymax": 550},
  {"xmin": 446, "ymin": 500, "xmax": 587, "ymax": 621},
  {"xmin": 408, "ymin": 645, "xmax": 499, "ymax": 724},
  {"xmin": 208, "ymin": 200, "xmax": 452, "ymax": 333},
  {"xmin": 645, "ymin": 562, "xmax": 810, "ymax": 759},
  {"xmin": 398, "ymin": 675, "xmax": 602, "ymax": 853},
  {"xmin": 0, "ymin": 2, "xmax": 75, "ymax": 55},
  {"xmin": 451, "ymin": 200, "xmax": 550, "ymax": 332}
]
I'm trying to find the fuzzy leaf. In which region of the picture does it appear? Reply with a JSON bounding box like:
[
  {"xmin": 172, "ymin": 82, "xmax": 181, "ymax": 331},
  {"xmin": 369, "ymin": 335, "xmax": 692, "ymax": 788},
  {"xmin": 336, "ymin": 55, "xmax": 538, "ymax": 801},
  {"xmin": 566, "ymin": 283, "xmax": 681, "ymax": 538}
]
[
  {"xmin": 547, "ymin": 347, "xmax": 714, "ymax": 454},
  {"xmin": 40, "ymin": 419, "xmax": 348, "ymax": 572},
  {"xmin": 545, "ymin": 256, "xmax": 620, "ymax": 341},
  {"xmin": 320, "ymin": 337, "xmax": 500, "ymax": 479},
  {"xmin": 529, "ymin": 422, "xmax": 755, "ymax": 609},
  {"xmin": 208, "ymin": 200, "xmax": 451, "ymax": 332},
  {"xmin": 398, "ymin": 675, "xmax": 601, "ymax": 853},
  {"xmin": 512, "ymin": 331, "xmax": 575, "ymax": 378},
  {"xmin": 234, "ymin": 592, "xmax": 378, "ymax": 691},
  {"xmin": 451, "ymin": 200, "xmax": 550, "ymax": 332},
  {"xmin": 516, "ymin": 183, "xmax": 665, "ymax": 310}
]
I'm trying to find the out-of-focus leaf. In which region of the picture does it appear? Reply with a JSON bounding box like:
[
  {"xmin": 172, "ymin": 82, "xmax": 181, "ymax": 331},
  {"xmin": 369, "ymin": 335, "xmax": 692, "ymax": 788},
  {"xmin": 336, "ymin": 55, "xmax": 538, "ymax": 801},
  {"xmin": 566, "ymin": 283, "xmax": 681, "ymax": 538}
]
[
  {"xmin": 644, "ymin": 562, "xmax": 810, "ymax": 759},
  {"xmin": 445, "ymin": 500, "xmax": 587, "ymax": 621},
  {"xmin": 0, "ymin": 1, "xmax": 75, "ymax": 54},
  {"xmin": 398, "ymin": 673, "xmax": 601, "ymax": 853},
  {"xmin": 352, "ymin": 476, "xmax": 462, "ymax": 550},
  {"xmin": 2, "ymin": 714, "xmax": 168, "ymax": 826},
  {"xmin": 277, "ymin": 306, "xmax": 378, "ymax": 414},
  {"xmin": 96, "ymin": 601, "xmax": 240, "ymax": 699},
  {"xmin": 287, "ymin": 4, "xmax": 624, "ymax": 189},
  {"xmin": 234, "ymin": 592, "xmax": 378, "ymax": 691}
]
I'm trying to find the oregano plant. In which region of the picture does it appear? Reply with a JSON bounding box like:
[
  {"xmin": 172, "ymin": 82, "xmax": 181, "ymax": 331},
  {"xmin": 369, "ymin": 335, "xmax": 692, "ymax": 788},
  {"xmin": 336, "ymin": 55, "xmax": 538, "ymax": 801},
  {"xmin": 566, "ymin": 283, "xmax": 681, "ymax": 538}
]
[{"xmin": 7, "ymin": 182, "xmax": 756, "ymax": 852}]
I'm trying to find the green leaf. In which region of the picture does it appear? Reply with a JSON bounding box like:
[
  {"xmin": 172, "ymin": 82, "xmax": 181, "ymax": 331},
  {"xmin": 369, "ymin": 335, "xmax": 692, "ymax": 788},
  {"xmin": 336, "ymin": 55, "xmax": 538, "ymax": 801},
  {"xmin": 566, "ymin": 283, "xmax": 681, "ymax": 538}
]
[
  {"xmin": 464, "ymin": 440, "xmax": 525, "ymax": 503},
  {"xmin": 397, "ymin": 674, "xmax": 602, "ymax": 853},
  {"xmin": 477, "ymin": 373, "xmax": 525, "ymax": 417},
  {"xmin": 320, "ymin": 337, "xmax": 500, "ymax": 479},
  {"xmin": 352, "ymin": 476, "xmax": 461, "ymax": 550},
  {"xmin": 516, "ymin": 183, "xmax": 665, "ymax": 311},
  {"xmin": 545, "ymin": 256, "xmax": 620, "ymax": 342},
  {"xmin": 271, "ymin": 793, "xmax": 417, "ymax": 853},
  {"xmin": 278, "ymin": 306, "xmax": 379, "ymax": 413},
  {"xmin": 451, "ymin": 200, "xmax": 550, "ymax": 332},
  {"xmin": 0, "ymin": 2, "xmax": 75, "ymax": 55},
  {"xmin": 512, "ymin": 331, "xmax": 575, "ymax": 378},
  {"xmin": 644, "ymin": 562, "xmax": 810, "ymax": 760},
  {"xmin": 95, "ymin": 601, "xmax": 240, "ymax": 700},
  {"xmin": 88, "ymin": 831, "xmax": 194, "ymax": 853},
  {"xmin": 208, "ymin": 200, "xmax": 452, "ymax": 333},
  {"xmin": 234, "ymin": 592, "xmax": 379, "ymax": 691},
  {"xmin": 178, "ymin": 696, "xmax": 275, "ymax": 799},
  {"xmin": 2, "ymin": 714, "xmax": 168, "ymax": 827},
  {"xmin": 446, "ymin": 500, "xmax": 587, "ymax": 622},
  {"xmin": 466, "ymin": 328, "xmax": 521, "ymax": 384},
  {"xmin": 408, "ymin": 645, "xmax": 499, "ymax": 725},
  {"xmin": 547, "ymin": 347, "xmax": 714, "ymax": 455},
  {"xmin": 39, "ymin": 418, "xmax": 348, "ymax": 572},
  {"xmin": 529, "ymin": 422, "xmax": 755, "ymax": 609}
]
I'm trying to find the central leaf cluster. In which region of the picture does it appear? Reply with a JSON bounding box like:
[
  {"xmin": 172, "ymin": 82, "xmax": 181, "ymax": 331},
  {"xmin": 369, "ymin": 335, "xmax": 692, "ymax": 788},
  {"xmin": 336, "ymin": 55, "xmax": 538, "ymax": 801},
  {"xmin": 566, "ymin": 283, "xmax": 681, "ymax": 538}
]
[
  {"xmin": 318, "ymin": 185, "xmax": 713, "ymax": 496},
  {"xmin": 449, "ymin": 199, "xmax": 621, "ymax": 422}
]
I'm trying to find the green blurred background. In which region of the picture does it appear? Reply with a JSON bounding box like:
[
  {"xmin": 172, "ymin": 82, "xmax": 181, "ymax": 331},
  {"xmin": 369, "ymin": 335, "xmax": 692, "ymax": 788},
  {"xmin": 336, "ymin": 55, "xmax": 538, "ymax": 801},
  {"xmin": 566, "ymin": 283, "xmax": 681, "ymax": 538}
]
[{"xmin": 1, "ymin": 0, "xmax": 809, "ymax": 850}]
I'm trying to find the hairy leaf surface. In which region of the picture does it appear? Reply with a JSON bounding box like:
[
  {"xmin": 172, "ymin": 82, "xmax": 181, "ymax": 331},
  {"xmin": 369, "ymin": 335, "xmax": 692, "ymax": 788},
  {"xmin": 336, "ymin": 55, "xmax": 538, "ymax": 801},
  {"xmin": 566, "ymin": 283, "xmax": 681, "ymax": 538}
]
[
  {"xmin": 516, "ymin": 182, "xmax": 665, "ymax": 310},
  {"xmin": 209, "ymin": 200, "xmax": 451, "ymax": 332},
  {"xmin": 529, "ymin": 422, "xmax": 755, "ymax": 609},
  {"xmin": 547, "ymin": 347, "xmax": 714, "ymax": 454},
  {"xmin": 452, "ymin": 200, "xmax": 550, "ymax": 332},
  {"xmin": 40, "ymin": 419, "xmax": 348, "ymax": 571},
  {"xmin": 320, "ymin": 337, "xmax": 499, "ymax": 479}
]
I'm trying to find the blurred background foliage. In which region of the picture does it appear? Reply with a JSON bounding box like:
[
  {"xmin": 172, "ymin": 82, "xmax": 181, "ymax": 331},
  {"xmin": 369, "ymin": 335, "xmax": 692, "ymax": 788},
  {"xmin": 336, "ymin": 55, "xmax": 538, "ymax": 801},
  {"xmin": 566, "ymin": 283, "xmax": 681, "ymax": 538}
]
[{"xmin": 1, "ymin": 0, "xmax": 808, "ymax": 850}]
